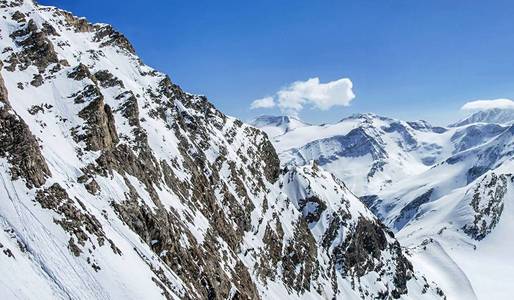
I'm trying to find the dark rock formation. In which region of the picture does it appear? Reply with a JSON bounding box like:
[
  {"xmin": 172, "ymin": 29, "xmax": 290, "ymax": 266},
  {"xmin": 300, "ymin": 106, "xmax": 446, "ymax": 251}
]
[
  {"xmin": 342, "ymin": 218, "xmax": 413, "ymax": 298},
  {"xmin": 298, "ymin": 196, "xmax": 327, "ymax": 224},
  {"xmin": 36, "ymin": 183, "xmax": 121, "ymax": 256},
  {"xmin": 77, "ymin": 96, "xmax": 119, "ymax": 151},
  {"xmin": 0, "ymin": 66, "xmax": 50, "ymax": 188},
  {"xmin": 68, "ymin": 63, "xmax": 94, "ymax": 81},
  {"xmin": 463, "ymin": 173, "xmax": 510, "ymax": 240},
  {"xmin": 54, "ymin": 9, "xmax": 94, "ymax": 32},
  {"xmin": 94, "ymin": 25, "xmax": 136, "ymax": 54},
  {"xmin": 8, "ymin": 19, "xmax": 59, "ymax": 71},
  {"xmin": 94, "ymin": 70, "xmax": 125, "ymax": 88},
  {"xmin": 281, "ymin": 221, "xmax": 318, "ymax": 293},
  {"xmin": 393, "ymin": 189, "xmax": 433, "ymax": 230}
]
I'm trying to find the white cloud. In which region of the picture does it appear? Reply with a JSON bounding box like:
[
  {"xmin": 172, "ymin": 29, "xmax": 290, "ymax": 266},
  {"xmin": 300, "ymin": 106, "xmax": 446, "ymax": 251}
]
[
  {"xmin": 461, "ymin": 98, "xmax": 514, "ymax": 110},
  {"xmin": 250, "ymin": 76, "xmax": 355, "ymax": 115},
  {"xmin": 250, "ymin": 96, "xmax": 276, "ymax": 109}
]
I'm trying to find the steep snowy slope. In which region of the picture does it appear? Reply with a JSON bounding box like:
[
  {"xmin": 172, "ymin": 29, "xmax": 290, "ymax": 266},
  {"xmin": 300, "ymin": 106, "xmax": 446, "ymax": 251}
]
[
  {"xmin": 0, "ymin": 1, "xmax": 444, "ymax": 299},
  {"xmin": 394, "ymin": 162, "xmax": 514, "ymax": 300}
]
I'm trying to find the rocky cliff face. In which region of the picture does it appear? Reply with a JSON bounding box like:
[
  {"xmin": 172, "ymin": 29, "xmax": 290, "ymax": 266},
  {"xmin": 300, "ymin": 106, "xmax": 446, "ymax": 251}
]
[
  {"xmin": 0, "ymin": 1, "xmax": 444, "ymax": 299},
  {"xmin": 462, "ymin": 172, "xmax": 512, "ymax": 241}
]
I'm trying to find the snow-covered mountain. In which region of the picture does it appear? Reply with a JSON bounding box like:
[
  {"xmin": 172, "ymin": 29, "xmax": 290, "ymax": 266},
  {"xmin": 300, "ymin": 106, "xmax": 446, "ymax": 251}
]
[
  {"xmin": 255, "ymin": 111, "xmax": 514, "ymax": 299},
  {"xmin": 250, "ymin": 115, "xmax": 310, "ymax": 138},
  {"xmin": 371, "ymin": 142, "xmax": 514, "ymax": 299},
  {"xmin": 256, "ymin": 113, "xmax": 450, "ymax": 195},
  {"xmin": 0, "ymin": 1, "xmax": 446, "ymax": 299},
  {"xmin": 366, "ymin": 123, "xmax": 514, "ymax": 230},
  {"xmin": 256, "ymin": 113, "xmax": 513, "ymax": 196},
  {"xmin": 450, "ymin": 108, "xmax": 514, "ymax": 127}
]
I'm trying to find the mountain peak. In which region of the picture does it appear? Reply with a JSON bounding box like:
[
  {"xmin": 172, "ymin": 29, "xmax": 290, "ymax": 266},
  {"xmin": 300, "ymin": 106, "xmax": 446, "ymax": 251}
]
[
  {"xmin": 450, "ymin": 108, "xmax": 514, "ymax": 127},
  {"xmin": 251, "ymin": 114, "xmax": 302, "ymax": 124},
  {"xmin": 250, "ymin": 115, "xmax": 310, "ymax": 137},
  {"xmin": 338, "ymin": 113, "xmax": 402, "ymax": 125}
]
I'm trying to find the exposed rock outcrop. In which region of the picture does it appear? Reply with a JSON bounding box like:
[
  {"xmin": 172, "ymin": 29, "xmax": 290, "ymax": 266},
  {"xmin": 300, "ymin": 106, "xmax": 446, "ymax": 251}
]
[
  {"xmin": 463, "ymin": 173, "xmax": 511, "ymax": 240},
  {"xmin": 77, "ymin": 96, "xmax": 118, "ymax": 151},
  {"xmin": 0, "ymin": 65, "xmax": 50, "ymax": 188},
  {"xmin": 8, "ymin": 19, "xmax": 59, "ymax": 71}
]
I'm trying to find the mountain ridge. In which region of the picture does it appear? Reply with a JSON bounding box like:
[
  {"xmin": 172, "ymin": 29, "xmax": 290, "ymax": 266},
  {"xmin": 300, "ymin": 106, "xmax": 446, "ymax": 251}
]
[
  {"xmin": 450, "ymin": 108, "xmax": 514, "ymax": 127},
  {"xmin": 0, "ymin": 1, "xmax": 445, "ymax": 299}
]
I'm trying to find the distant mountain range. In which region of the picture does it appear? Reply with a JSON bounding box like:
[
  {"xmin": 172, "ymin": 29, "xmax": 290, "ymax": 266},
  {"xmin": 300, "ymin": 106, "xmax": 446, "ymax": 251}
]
[{"xmin": 253, "ymin": 108, "xmax": 514, "ymax": 299}]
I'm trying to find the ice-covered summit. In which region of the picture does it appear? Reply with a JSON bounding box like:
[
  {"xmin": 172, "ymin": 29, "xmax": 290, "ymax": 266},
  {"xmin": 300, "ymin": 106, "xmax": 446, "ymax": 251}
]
[{"xmin": 450, "ymin": 108, "xmax": 514, "ymax": 127}]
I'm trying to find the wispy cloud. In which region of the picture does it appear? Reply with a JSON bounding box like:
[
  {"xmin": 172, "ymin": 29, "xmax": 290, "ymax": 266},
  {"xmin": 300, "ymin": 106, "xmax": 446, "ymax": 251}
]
[
  {"xmin": 461, "ymin": 98, "xmax": 514, "ymax": 110},
  {"xmin": 250, "ymin": 96, "xmax": 276, "ymax": 109},
  {"xmin": 250, "ymin": 76, "xmax": 355, "ymax": 115}
]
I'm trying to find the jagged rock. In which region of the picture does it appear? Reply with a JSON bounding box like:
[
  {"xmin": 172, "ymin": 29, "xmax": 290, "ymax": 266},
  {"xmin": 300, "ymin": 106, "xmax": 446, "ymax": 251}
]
[
  {"xmin": 27, "ymin": 103, "xmax": 52, "ymax": 115},
  {"xmin": 0, "ymin": 0, "xmax": 23, "ymax": 8},
  {"xmin": 94, "ymin": 69, "xmax": 124, "ymax": 88},
  {"xmin": 113, "ymin": 196, "xmax": 259, "ymax": 299},
  {"xmin": 116, "ymin": 91, "xmax": 139, "ymax": 126},
  {"xmin": 36, "ymin": 183, "xmax": 120, "ymax": 254},
  {"xmin": 341, "ymin": 218, "xmax": 414, "ymax": 298},
  {"xmin": 0, "ymin": 69, "xmax": 50, "ymax": 188},
  {"xmin": 41, "ymin": 21, "xmax": 59, "ymax": 36},
  {"xmin": 75, "ymin": 89, "xmax": 119, "ymax": 151},
  {"xmin": 256, "ymin": 133, "xmax": 280, "ymax": 183},
  {"xmin": 463, "ymin": 173, "xmax": 510, "ymax": 240},
  {"xmin": 11, "ymin": 10, "xmax": 26, "ymax": 23},
  {"xmin": 298, "ymin": 196, "xmax": 327, "ymax": 224},
  {"xmin": 68, "ymin": 63, "xmax": 93, "ymax": 81},
  {"xmin": 94, "ymin": 25, "xmax": 136, "ymax": 54},
  {"xmin": 8, "ymin": 19, "xmax": 59, "ymax": 71},
  {"xmin": 54, "ymin": 9, "xmax": 94, "ymax": 32},
  {"xmin": 342, "ymin": 218, "xmax": 388, "ymax": 277},
  {"xmin": 282, "ymin": 220, "xmax": 318, "ymax": 293},
  {"xmin": 30, "ymin": 73, "xmax": 43, "ymax": 87},
  {"xmin": 69, "ymin": 84, "xmax": 101, "ymax": 104},
  {"xmin": 84, "ymin": 178, "xmax": 100, "ymax": 195},
  {"xmin": 259, "ymin": 219, "xmax": 284, "ymax": 281}
]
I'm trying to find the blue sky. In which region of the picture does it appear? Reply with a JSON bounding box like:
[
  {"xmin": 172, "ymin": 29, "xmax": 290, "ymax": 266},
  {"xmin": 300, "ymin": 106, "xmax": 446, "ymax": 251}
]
[{"xmin": 40, "ymin": 0, "xmax": 514, "ymax": 125}]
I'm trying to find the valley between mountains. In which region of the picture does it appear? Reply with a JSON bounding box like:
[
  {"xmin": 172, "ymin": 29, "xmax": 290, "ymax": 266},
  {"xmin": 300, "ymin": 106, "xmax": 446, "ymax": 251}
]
[{"xmin": 0, "ymin": 1, "xmax": 512, "ymax": 299}]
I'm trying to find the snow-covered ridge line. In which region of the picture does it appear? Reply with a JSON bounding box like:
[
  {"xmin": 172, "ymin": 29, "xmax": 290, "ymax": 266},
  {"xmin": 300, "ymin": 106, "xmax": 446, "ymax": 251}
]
[
  {"xmin": 450, "ymin": 107, "xmax": 514, "ymax": 127},
  {"xmin": 253, "ymin": 112, "xmax": 512, "ymax": 196}
]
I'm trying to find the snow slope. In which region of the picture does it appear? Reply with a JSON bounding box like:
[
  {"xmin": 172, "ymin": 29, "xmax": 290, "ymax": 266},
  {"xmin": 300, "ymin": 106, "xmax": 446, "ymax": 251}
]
[
  {"xmin": 395, "ymin": 162, "xmax": 514, "ymax": 300},
  {"xmin": 369, "ymin": 119, "xmax": 514, "ymax": 300}
]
